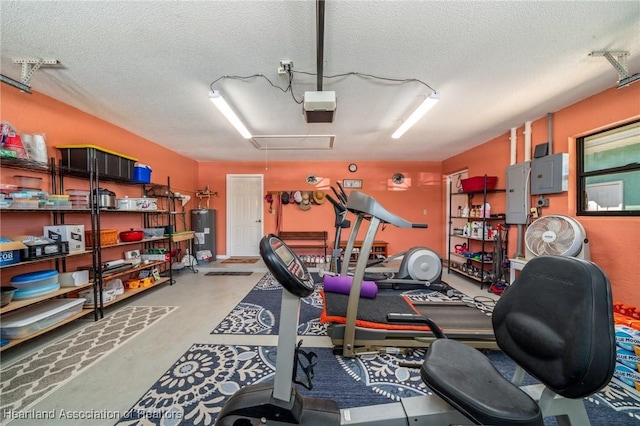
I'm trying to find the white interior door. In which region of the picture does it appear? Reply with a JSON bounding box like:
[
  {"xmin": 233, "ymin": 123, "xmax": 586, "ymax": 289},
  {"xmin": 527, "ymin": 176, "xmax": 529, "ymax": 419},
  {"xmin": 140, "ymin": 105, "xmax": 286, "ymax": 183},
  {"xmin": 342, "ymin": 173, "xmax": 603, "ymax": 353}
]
[{"xmin": 226, "ymin": 174, "xmax": 263, "ymax": 257}]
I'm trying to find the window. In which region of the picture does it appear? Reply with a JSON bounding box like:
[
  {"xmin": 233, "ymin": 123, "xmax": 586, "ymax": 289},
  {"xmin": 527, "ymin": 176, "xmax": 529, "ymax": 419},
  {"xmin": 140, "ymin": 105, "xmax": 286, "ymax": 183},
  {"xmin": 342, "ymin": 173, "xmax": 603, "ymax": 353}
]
[{"xmin": 577, "ymin": 120, "xmax": 640, "ymax": 216}]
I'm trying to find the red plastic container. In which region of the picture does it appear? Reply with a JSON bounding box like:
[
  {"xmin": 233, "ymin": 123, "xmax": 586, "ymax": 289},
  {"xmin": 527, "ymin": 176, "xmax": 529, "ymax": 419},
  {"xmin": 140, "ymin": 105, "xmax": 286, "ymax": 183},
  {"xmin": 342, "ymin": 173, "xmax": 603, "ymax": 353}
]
[{"xmin": 461, "ymin": 176, "xmax": 497, "ymax": 192}]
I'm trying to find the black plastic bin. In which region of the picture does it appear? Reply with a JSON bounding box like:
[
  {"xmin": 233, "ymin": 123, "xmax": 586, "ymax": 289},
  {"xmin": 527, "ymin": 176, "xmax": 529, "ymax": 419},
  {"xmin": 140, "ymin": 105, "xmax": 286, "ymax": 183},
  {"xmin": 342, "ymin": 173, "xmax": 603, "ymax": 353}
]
[
  {"xmin": 21, "ymin": 241, "xmax": 69, "ymax": 261},
  {"xmin": 57, "ymin": 144, "xmax": 138, "ymax": 181}
]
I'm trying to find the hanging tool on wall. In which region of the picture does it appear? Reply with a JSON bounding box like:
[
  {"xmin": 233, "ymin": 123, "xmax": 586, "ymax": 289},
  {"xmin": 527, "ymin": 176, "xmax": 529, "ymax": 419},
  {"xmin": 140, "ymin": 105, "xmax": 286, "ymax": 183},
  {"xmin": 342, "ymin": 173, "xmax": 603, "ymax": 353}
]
[{"xmin": 196, "ymin": 185, "xmax": 218, "ymax": 208}]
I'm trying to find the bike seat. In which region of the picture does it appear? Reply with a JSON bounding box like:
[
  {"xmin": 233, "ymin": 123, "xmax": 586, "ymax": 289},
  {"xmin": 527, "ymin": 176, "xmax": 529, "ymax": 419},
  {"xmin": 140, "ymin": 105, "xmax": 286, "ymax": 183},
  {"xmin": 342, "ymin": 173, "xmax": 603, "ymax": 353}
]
[{"xmin": 421, "ymin": 255, "xmax": 615, "ymax": 425}]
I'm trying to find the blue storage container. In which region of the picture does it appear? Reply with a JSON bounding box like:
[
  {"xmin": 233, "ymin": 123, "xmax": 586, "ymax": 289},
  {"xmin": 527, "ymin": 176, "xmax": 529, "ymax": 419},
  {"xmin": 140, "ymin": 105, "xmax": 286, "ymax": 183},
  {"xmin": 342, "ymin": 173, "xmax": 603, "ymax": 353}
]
[
  {"xmin": 10, "ymin": 269, "xmax": 59, "ymax": 290},
  {"xmin": 13, "ymin": 282, "xmax": 61, "ymax": 300},
  {"xmin": 133, "ymin": 164, "xmax": 152, "ymax": 183}
]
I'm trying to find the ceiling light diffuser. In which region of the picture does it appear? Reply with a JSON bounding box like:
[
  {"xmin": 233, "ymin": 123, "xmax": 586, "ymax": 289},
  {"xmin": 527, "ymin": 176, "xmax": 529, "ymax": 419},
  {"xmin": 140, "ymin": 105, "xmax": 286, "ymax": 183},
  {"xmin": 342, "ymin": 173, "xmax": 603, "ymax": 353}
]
[
  {"xmin": 209, "ymin": 90, "xmax": 251, "ymax": 139},
  {"xmin": 391, "ymin": 92, "xmax": 440, "ymax": 139}
]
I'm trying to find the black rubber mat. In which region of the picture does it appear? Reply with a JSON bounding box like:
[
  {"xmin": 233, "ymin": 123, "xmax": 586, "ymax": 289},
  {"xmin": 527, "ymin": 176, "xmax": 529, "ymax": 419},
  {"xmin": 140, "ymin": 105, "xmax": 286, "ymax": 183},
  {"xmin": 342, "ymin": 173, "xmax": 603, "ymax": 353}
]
[
  {"xmin": 415, "ymin": 304, "xmax": 493, "ymax": 333},
  {"xmin": 205, "ymin": 272, "xmax": 254, "ymax": 276},
  {"xmin": 324, "ymin": 292, "xmax": 418, "ymax": 325},
  {"xmin": 324, "ymin": 292, "xmax": 494, "ymax": 337}
]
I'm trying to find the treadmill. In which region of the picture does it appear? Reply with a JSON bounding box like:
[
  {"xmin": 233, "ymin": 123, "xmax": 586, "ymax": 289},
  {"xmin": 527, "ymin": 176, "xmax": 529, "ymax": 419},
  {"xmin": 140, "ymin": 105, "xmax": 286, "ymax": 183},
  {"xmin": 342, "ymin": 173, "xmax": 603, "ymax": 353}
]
[{"xmin": 325, "ymin": 190, "xmax": 496, "ymax": 357}]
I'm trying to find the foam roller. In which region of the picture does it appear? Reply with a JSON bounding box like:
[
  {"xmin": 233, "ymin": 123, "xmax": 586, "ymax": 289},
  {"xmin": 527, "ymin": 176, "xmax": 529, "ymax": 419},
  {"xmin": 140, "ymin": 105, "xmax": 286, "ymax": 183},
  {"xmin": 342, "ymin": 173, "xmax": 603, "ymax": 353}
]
[{"xmin": 323, "ymin": 275, "xmax": 378, "ymax": 299}]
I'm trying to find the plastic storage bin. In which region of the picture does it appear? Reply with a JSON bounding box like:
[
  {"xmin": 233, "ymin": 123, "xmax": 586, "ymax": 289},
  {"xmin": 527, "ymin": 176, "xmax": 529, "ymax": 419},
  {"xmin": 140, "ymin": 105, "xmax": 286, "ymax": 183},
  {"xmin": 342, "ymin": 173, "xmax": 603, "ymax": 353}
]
[
  {"xmin": 57, "ymin": 144, "xmax": 138, "ymax": 181},
  {"xmin": 131, "ymin": 197, "xmax": 157, "ymax": 211},
  {"xmin": 14, "ymin": 175, "xmax": 43, "ymax": 189},
  {"xmin": 461, "ymin": 176, "xmax": 498, "ymax": 192},
  {"xmin": 10, "ymin": 269, "xmax": 59, "ymax": 290},
  {"xmin": 79, "ymin": 288, "xmax": 117, "ymax": 305},
  {"xmin": 66, "ymin": 189, "xmax": 90, "ymax": 209},
  {"xmin": 13, "ymin": 282, "xmax": 61, "ymax": 300},
  {"xmin": 0, "ymin": 298, "xmax": 85, "ymax": 339},
  {"xmin": 59, "ymin": 270, "xmax": 90, "ymax": 287},
  {"xmin": 104, "ymin": 278, "xmax": 124, "ymax": 295},
  {"xmin": 196, "ymin": 250, "xmax": 213, "ymax": 265},
  {"xmin": 21, "ymin": 240, "xmax": 69, "ymax": 260},
  {"xmin": 142, "ymin": 227, "xmax": 164, "ymax": 238}
]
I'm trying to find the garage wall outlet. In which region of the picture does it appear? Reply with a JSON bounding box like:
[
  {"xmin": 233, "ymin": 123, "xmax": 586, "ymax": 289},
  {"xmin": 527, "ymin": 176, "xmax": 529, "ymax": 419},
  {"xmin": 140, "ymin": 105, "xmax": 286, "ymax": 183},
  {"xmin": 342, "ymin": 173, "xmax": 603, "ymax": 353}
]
[
  {"xmin": 278, "ymin": 60, "xmax": 293, "ymax": 74},
  {"xmin": 536, "ymin": 198, "xmax": 549, "ymax": 207}
]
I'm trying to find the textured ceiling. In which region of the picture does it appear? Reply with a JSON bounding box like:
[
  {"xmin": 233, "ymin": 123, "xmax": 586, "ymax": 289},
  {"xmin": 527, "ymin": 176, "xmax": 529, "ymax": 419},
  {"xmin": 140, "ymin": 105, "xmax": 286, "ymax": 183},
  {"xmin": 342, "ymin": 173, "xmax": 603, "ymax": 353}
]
[{"xmin": 1, "ymin": 1, "xmax": 639, "ymax": 162}]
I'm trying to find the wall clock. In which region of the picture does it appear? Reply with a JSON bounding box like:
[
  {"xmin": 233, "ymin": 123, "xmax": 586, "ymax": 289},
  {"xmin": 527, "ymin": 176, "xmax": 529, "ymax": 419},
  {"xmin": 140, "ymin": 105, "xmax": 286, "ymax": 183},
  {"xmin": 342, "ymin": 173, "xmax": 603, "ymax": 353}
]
[{"xmin": 348, "ymin": 163, "xmax": 358, "ymax": 173}]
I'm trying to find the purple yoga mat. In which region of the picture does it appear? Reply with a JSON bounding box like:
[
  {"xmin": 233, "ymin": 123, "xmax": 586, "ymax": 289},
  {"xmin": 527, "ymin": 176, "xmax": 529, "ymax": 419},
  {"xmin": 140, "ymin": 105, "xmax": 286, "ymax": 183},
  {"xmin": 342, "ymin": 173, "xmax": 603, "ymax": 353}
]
[{"xmin": 323, "ymin": 275, "xmax": 378, "ymax": 299}]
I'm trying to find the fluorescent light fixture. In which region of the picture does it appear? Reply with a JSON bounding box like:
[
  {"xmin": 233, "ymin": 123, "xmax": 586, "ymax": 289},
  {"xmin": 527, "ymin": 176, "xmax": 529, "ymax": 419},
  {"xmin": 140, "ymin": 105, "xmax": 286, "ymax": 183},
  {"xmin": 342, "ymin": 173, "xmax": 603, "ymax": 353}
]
[
  {"xmin": 209, "ymin": 90, "xmax": 251, "ymax": 139},
  {"xmin": 391, "ymin": 92, "xmax": 440, "ymax": 139}
]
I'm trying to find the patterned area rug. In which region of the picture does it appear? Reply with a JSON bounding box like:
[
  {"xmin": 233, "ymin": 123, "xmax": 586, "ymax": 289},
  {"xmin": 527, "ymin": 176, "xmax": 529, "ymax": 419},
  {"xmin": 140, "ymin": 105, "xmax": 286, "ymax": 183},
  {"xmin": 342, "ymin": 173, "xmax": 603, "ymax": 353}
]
[
  {"xmin": 116, "ymin": 344, "xmax": 640, "ymax": 426},
  {"xmin": 211, "ymin": 272, "xmax": 493, "ymax": 336},
  {"xmin": 0, "ymin": 306, "xmax": 176, "ymax": 424}
]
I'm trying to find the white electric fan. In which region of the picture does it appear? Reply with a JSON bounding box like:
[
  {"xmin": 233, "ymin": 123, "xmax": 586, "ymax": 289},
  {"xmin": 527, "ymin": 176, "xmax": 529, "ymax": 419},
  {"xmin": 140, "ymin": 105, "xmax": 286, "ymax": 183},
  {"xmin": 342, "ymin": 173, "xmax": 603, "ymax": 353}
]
[{"xmin": 524, "ymin": 215, "xmax": 590, "ymax": 260}]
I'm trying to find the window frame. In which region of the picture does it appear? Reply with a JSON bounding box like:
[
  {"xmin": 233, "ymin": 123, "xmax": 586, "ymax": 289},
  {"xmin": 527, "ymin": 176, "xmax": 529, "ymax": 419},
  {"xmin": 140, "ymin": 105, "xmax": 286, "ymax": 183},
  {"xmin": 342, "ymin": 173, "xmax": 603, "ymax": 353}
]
[{"xmin": 576, "ymin": 119, "xmax": 640, "ymax": 217}]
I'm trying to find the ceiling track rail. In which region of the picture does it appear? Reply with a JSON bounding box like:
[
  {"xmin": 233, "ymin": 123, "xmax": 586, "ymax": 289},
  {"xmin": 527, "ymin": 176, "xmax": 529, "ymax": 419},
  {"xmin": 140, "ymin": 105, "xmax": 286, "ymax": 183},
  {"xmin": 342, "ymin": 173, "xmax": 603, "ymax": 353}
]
[
  {"xmin": 0, "ymin": 58, "xmax": 59, "ymax": 93},
  {"xmin": 590, "ymin": 50, "xmax": 640, "ymax": 88},
  {"xmin": 316, "ymin": 0, "xmax": 325, "ymax": 91}
]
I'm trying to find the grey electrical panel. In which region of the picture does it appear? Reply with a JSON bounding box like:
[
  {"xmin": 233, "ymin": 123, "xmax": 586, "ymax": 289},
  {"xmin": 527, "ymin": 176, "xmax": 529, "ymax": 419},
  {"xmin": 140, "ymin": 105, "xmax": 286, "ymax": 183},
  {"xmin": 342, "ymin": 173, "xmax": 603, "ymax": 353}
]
[
  {"xmin": 506, "ymin": 161, "xmax": 531, "ymax": 224},
  {"xmin": 531, "ymin": 153, "xmax": 569, "ymax": 195},
  {"xmin": 191, "ymin": 209, "xmax": 216, "ymax": 258}
]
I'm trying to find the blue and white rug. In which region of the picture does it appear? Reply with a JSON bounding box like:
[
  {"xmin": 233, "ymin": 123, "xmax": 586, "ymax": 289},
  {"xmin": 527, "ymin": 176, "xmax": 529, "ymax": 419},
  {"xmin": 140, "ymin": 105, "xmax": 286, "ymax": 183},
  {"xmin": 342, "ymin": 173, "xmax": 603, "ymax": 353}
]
[
  {"xmin": 211, "ymin": 272, "xmax": 493, "ymax": 336},
  {"xmin": 116, "ymin": 344, "xmax": 640, "ymax": 426}
]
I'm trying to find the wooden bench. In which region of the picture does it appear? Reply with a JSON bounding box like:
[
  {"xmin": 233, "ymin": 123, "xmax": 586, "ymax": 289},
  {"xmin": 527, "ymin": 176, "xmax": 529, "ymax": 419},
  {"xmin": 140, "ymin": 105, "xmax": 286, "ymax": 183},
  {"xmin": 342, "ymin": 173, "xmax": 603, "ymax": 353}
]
[{"xmin": 278, "ymin": 231, "xmax": 328, "ymax": 259}]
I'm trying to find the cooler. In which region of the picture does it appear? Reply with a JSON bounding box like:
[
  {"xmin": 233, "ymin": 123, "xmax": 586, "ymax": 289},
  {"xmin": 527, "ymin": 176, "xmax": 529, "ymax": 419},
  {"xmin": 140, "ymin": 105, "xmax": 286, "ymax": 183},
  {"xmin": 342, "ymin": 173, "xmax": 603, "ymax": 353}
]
[{"xmin": 133, "ymin": 164, "xmax": 152, "ymax": 183}]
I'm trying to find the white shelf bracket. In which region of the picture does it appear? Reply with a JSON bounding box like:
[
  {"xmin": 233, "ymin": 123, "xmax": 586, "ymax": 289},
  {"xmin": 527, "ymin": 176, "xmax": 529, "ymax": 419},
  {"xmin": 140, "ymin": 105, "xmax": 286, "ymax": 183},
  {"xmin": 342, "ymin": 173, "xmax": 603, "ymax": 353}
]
[{"xmin": 12, "ymin": 58, "xmax": 59, "ymax": 86}]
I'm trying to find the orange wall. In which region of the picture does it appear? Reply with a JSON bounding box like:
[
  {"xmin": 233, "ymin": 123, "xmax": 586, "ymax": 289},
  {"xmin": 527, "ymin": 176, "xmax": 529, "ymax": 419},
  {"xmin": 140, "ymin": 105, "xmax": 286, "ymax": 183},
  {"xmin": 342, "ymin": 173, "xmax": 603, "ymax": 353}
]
[
  {"xmin": 0, "ymin": 89, "xmax": 198, "ymax": 194},
  {"xmin": 3, "ymin": 83, "xmax": 639, "ymax": 306},
  {"xmin": 443, "ymin": 84, "xmax": 640, "ymax": 306},
  {"xmin": 1, "ymin": 88, "xmax": 199, "ymax": 278},
  {"xmin": 197, "ymin": 161, "xmax": 443, "ymax": 257}
]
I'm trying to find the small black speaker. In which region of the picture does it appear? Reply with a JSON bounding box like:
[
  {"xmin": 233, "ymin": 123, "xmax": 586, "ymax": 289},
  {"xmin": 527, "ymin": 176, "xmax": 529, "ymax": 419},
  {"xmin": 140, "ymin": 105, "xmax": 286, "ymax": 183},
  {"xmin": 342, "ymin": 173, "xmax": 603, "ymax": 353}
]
[{"xmin": 533, "ymin": 143, "xmax": 549, "ymax": 158}]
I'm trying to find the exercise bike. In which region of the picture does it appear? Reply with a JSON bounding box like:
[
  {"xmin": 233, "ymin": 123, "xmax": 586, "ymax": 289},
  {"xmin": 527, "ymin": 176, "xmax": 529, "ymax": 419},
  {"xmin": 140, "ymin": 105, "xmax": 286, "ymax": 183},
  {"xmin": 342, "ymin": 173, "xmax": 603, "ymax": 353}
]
[
  {"xmin": 324, "ymin": 183, "xmax": 449, "ymax": 293},
  {"xmin": 215, "ymin": 233, "xmax": 615, "ymax": 425}
]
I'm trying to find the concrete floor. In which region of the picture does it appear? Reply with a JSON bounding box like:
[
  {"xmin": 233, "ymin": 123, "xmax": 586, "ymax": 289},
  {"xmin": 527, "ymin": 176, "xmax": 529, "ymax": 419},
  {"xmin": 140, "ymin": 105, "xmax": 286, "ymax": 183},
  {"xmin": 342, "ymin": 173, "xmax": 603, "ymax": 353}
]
[{"xmin": 1, "ymin": 258, "xmax": 499, "ymax": 426}]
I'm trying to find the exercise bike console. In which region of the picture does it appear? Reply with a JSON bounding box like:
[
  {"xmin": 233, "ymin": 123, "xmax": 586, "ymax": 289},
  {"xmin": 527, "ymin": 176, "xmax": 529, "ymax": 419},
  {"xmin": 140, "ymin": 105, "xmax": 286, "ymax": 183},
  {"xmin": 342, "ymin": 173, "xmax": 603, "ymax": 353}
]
[{"xmin": 260, "ymin": 234, "xmax": 314, "ymax": 298}]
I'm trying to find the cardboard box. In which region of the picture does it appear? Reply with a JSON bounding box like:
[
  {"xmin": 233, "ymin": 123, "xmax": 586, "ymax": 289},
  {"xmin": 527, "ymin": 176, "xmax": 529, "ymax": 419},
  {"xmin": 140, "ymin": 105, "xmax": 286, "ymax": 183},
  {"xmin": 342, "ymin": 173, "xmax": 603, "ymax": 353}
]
[
  {"xmin": 0, "ymin": 239, "xmax": 28, "ymax": 266},
  {"xmin": 43, "ymin": 225, "xmax": 85, "ymax": 253}
]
